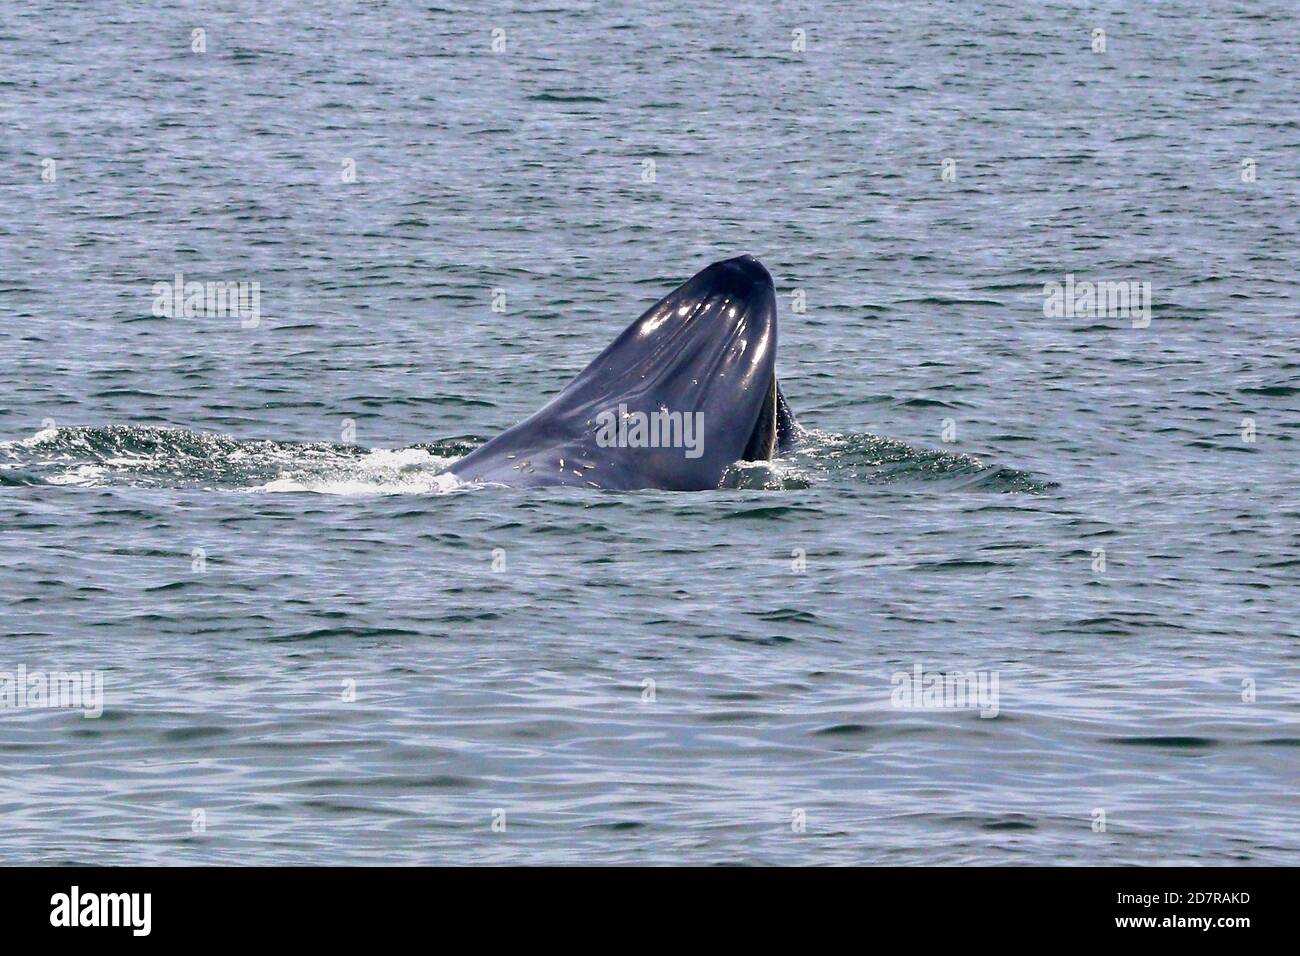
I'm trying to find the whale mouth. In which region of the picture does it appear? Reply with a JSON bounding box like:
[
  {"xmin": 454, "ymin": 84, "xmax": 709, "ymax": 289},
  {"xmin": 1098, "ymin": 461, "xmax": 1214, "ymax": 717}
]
[
  {"xmin": 591, "ymin": 253, "xmax": 798, "ymax": 470},
  {"xmin": 741, "ymin": 370, "xmax": 793, "ymax": 462},
  {"xmin": 681, "ymin": 256, "xmax": 798, "ymax": 463},
  {"xmin": 446, "ymin": 255, "xmax": 794, "ymax": 490}
]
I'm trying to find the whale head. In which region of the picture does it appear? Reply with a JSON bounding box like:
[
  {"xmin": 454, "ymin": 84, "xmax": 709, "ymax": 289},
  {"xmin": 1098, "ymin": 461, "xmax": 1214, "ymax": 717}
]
[{"xmin": 447, "ymin": 255, "xmax": 796, "ymax": 491}]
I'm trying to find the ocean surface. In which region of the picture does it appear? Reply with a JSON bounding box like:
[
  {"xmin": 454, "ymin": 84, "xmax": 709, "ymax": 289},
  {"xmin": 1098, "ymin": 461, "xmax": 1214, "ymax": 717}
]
[{"xmin": 1, "ymin": 0, "xmax": 1297, "ymax": 865}]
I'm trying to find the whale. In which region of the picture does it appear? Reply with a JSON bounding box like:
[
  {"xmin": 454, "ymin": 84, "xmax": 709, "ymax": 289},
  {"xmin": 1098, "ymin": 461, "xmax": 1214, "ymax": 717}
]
[{"xmin": 444, "ymin": 255, "xmax": 797, "ymax": 490}]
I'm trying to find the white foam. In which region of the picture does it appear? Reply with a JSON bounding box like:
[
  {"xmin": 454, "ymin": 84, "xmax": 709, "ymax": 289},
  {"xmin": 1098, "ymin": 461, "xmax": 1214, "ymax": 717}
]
[
  {"xmin": 253, "ymin": 448, "xmax": 467, "ymax": 496},
  {"xmin": 45, "ymin": 464, "xmax": 106, "ymax": 486}
]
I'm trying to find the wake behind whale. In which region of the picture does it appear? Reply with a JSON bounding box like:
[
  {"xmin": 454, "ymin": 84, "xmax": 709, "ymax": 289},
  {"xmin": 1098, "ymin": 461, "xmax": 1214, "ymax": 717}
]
[{"xmin": 0, "ymin": 424, "xmax": 1049, "ymax": 495}]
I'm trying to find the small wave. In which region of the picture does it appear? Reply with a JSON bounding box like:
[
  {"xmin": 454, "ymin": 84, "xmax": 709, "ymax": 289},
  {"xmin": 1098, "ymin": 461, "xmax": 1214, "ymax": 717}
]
[
  {"xmin": 720, "ymin": 456, "xmax": 812, "ymax": 490},
  {"xmin": 726, "ymin": 429, "xmax": 1051, "ymax": 493}
]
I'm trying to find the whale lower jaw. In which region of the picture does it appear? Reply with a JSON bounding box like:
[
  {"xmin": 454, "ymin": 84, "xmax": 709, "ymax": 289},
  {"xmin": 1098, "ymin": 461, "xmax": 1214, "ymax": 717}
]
[{"xmin": 740, "ymin": 374, "xmax": 799, "ymax": 463}]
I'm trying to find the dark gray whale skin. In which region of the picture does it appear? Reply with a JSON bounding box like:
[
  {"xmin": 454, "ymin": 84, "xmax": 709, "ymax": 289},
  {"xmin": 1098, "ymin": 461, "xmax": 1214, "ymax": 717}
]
[{"xmin": 445, "ymin": 255, "xmax": 797, "ymax": 491}]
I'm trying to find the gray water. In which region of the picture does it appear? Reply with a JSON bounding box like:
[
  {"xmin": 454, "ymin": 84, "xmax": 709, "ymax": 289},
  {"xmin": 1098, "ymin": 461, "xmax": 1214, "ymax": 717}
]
[{"xmin": 1, "ymin": 0, "xmax": 1297, "ymax": 865}]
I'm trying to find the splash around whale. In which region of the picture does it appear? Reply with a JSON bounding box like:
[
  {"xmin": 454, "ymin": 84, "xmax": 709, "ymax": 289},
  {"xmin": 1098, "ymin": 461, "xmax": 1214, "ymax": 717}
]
[{"xmin": 445, "ymin": 255, "xmax": 798, "ymax": 491}]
